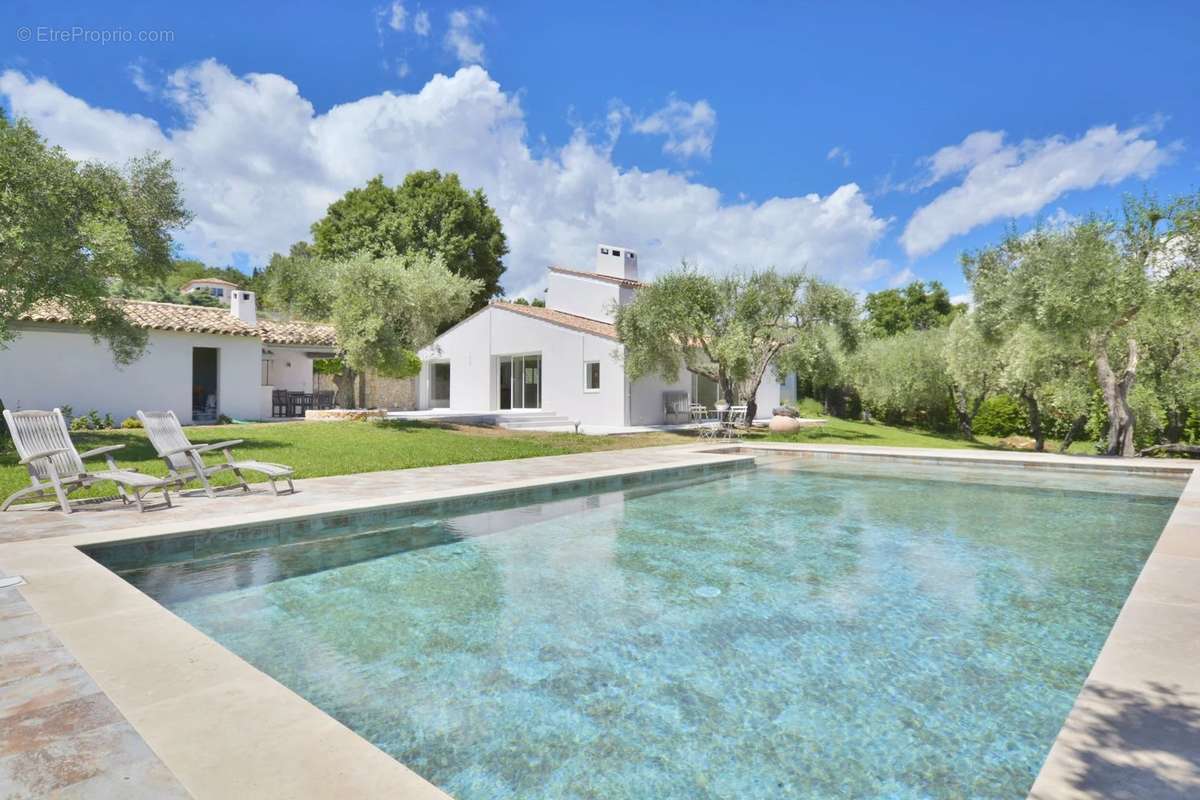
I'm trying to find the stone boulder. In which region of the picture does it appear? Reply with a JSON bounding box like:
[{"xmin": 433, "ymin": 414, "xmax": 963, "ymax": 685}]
[{"xmin": 772, "ymin": 406, "xmax": 799, "ymax": 418}]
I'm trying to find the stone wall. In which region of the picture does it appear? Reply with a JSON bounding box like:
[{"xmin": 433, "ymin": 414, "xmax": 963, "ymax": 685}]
[{"xmin": 314, "ymin": 371, "xmax": 418, "ymax": 410}]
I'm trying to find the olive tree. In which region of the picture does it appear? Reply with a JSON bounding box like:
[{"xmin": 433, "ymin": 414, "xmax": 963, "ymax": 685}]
[
  {"xmin": 966, "ymin": 195, "xmax": 1200, "ymax": 456},
  {"xmin": 268, "ymin": 251, "xmax": 479, "ymax": 406},
  {"xmin": 848, "ymin": 327, "xmax": 952, "ymax": 427},
  {"xmin": 0, "ymin": 110, "xmax": 190, "ymax": 362},
  {"xmin": 616, "ymin": 266, "xmax": 855, "ymax": 423},
  {"xmin": 943, "ymin": 314, "xmax": 1003, "ymax": 439}
]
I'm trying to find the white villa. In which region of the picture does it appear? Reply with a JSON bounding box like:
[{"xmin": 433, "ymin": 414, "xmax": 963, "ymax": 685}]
[
  {"xmin": 417, "ymin": 245, "xmax": 794, "ymax": 429},
  {"xmin": 180, "ymin": 277, "xmax": 242, "ymax": 299},
  {"xmin": 0, "ymin": 289, "xmax": 336, "ymax": 423}
]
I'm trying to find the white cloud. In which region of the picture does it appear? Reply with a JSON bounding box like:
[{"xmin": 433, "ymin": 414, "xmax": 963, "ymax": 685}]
[
  {"xmin": 888, "ymin": 267, "xmax": 917, "ymax": 288},
  {"xmin": 826, "ymin": 146, "xmax": 851, "ymax": 167},
  {"xmin": 413, "ymin": 10, "xmax": 431, "ymax": 36},
  {"xmin": 444, "ymin": 8, "xmax": 487, "ymax": 65},
  {"xmin": 631, "ymin": 96, "xmax": 717, "ymax": 161},
  {"xmin": 127, "ymin": 62, "xmax": 154, "ymax": 96},
  {"xmin": 901, "ymin": 124, "xmax": 1174, "ymax": 257},
  {"xmin": 918, "ymin": 130, "xmax": 1005, "ymax": 188},
  {"xmin": 386, "ymin": 1, "xmax": 407, "ymax": 31},
  {"xmin": 0, "ymin": 62, "xmax": 889, "ymax": 295}
]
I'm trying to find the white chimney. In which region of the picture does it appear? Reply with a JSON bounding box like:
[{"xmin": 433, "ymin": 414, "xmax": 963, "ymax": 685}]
[
  {"xmin": 230, "ymin": 290, "xmax": 257, "ymax": 325},
  {"xmin": 596, "ymin": 244, "xmax": 638, "ymax": 280}
]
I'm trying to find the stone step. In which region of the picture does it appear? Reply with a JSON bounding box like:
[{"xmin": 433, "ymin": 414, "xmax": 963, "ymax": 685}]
[{"xmin": 500, "ymin": 415, "xmax": 574, "ymax": 429}]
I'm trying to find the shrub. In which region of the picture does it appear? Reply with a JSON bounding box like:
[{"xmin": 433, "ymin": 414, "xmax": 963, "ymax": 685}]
[
  {"xmin": 69, "ymin": 409, "xmax": 115, "ymax": 431},
  {"xmin": 973, "ymin": 395, "xmax": 1028, "ymax": 437},
  {"xmin": 792, "ymin": 397, "xmax": 825, "ymax": 418},
  {"xmin": 121, "ymin": 416, "xmax": 143, "ymax": 429}
]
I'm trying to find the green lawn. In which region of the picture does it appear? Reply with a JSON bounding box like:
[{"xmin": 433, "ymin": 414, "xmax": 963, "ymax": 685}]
[
  {"xmin": 0, "ymin": 420, "xmax": 691, "ymax": 503},
  {"xmin": 0, "ymin": 416, "xmax": 1096, "ymax": 506}
]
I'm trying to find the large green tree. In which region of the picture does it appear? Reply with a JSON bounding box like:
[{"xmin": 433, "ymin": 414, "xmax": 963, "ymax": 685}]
[
  {"xmin": 311, "ymin": 171, "xmax": 507, "ymax": 309},
  {"xmin": 964, "ymin": 195, "xmax": 1200, "ymax": 456},
  {"xmin": 0, "ymin": 109, "xmax": 190, "ymax": 363},
  {"xmin": 848, "ymin": 327, "xmax": 953, "ymax": 428},
  {"xmin": 615, "ymin": 266, "xmax": 856, "ymax": 423},
  {"xmin": 863, "ymin": 280, "xmax": 965, "ymax": 337},
  {"xmin": 267, "ymin": 250, "xmax": 480, "ymax": 406}
]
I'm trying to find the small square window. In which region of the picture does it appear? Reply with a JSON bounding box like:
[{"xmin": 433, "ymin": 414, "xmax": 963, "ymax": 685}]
[
  {"xmin": 600, "ymin": 247, "xmax": 610, "ymax": 255},
  {"xmin": 612, "ymin": 249, "xmax": 621, "ymax": 256},
  {"xmin": 626, "ymin": 251, "xmax": 635, "ymax": 258},
  {"xmin": 584, "ymin": 361, "xmax": 601, "ymax": 391}
]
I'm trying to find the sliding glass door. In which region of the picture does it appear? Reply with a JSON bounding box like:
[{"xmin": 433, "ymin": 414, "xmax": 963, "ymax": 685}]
[{"xmin": 497, "ymin": 355, "xmax": 541, "ymax": 409}]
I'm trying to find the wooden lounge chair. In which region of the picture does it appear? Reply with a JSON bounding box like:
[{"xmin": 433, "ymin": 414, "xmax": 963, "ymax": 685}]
[
  {"xmin": 137, "ymin": 410, "xmax": 296, "ymax": 497},
  {"xmin": 1, "ymin": 408, "xmax": 172, "ymax": 514}
]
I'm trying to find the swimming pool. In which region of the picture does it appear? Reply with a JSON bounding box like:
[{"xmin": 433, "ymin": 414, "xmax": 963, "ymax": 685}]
[{"xmin": 90, "ymin": 457, "xmax": 1184, "ymax": 799}]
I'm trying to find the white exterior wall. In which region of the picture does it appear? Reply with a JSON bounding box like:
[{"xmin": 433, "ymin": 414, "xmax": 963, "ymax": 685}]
[
  {"xmin": 627, "ymin": 373, "xmax": 692, "ymax": 426},
  {"xmin": 545, "ymin": 272, "xmax": 621, "ymax": 322},
  {"xmin": 419, "ymin": 307, "xmax": 629, "ymax": 426},
  {"xmin": 0, "ymin": 325, "xmax": 264, "ymax": 423},
  {"xmin": 753, "ymin": 376, "xmax": 783, "ymax": 419},
  {"xmin": 778, "ymin": 372, "xmax": 798, "ymax": 405},
  {"xmin": 263, "ymin": 348, "xmax": 314, "ymax": 393}
]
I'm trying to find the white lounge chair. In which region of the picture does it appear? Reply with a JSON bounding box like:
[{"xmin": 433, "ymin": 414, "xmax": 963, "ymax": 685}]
[
  {"xmin": 137, "ymin": 410, "xmax": 295, "ymax": 497},
  {"xmin": 722, "ymin": 405, "xmax": 748, "ymax": 441},
  {"xmin": 2, "ymin": 408, "xmax": 172, "ymax": 514}
]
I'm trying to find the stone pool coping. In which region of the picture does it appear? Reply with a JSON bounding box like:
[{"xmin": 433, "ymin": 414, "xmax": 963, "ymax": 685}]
[{"xmin": 0, "ymin": 442, "xmax": 1196, "ymax": 798}]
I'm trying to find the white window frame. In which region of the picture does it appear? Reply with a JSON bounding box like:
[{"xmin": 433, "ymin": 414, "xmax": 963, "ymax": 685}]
[{"xmin": 583, "ymin": 360, "xmax": 601, "ymax": 393}]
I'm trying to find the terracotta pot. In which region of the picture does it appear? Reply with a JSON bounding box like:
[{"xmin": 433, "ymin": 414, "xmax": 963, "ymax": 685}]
[{"xmin": 768, "ymin": 415, "xmax": 802, "ymax": 434}]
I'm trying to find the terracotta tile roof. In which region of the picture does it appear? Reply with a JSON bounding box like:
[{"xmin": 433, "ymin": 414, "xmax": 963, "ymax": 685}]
[
  {"xmin": 19, "ymin": 299, "xmax": 338, "ymax": 347},
  {"xmin": 548, "ymin": 265, "xmax": 645, "ymax": 289},
  {"xmin": 492, "ymin": 301, "xmax": 618, "ymax": 339},
  {"xmin": 21, "ymin": 298, "xmax": 259, "ymax": 337},
  {"xmin": 257, "ymin": 318, "xmax": 338, "ymax": 347}
]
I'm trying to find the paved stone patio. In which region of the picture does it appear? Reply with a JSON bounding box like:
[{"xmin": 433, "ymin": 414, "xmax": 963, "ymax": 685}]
[{"xmin": 0, "ymin": 575, "xmax": 191, "ymax": 799}]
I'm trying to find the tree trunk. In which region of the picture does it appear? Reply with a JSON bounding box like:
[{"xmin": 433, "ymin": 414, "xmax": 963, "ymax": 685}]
[
  {"xmin": 357, "ymin": 371, "xmax": 368, "ymax": 409},
  {"xmin": 1095, "ymin": 339, "xmax": 1138, "ymax": 457},
  {"xmin": 718, "ymin": 369, "xmax": 736, "ymax": 408},
  {"xmin": 1164, "ymin": 407, "xmax": 1187, "ymax": 444},
  {"xmin": 1022, "ymin": 392, "xmax": 1045, "ymax": 452},
  {"xmin": 1058, "ymin": 414, "xmax": 1087, "ymax": 454},
  {"xmin": 950, "ymin": 387, "xmax": 974, "ymax": 439},
  {"xmin": 332, "ymin": 367, "xmax": 357, "ymax": 408},
  {"xmin": 743, "ymin": 355, "xmax": 778, "ymax": 428}
]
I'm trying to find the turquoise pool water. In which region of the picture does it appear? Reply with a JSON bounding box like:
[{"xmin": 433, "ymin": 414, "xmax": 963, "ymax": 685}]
[{"xmin": 104, "ymin": 459, "xmax": 1183, "ymax": 799}]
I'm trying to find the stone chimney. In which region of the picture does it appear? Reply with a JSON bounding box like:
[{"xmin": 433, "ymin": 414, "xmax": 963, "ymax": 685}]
[{"xmin": 230, "ymin": 290, "xmax": 257, "ymax": 325}]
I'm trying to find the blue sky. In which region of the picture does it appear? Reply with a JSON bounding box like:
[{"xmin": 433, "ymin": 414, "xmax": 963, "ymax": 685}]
[{"xmin": 3, "ymin": 1, "xmax": 1198, "ymax": 298}]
